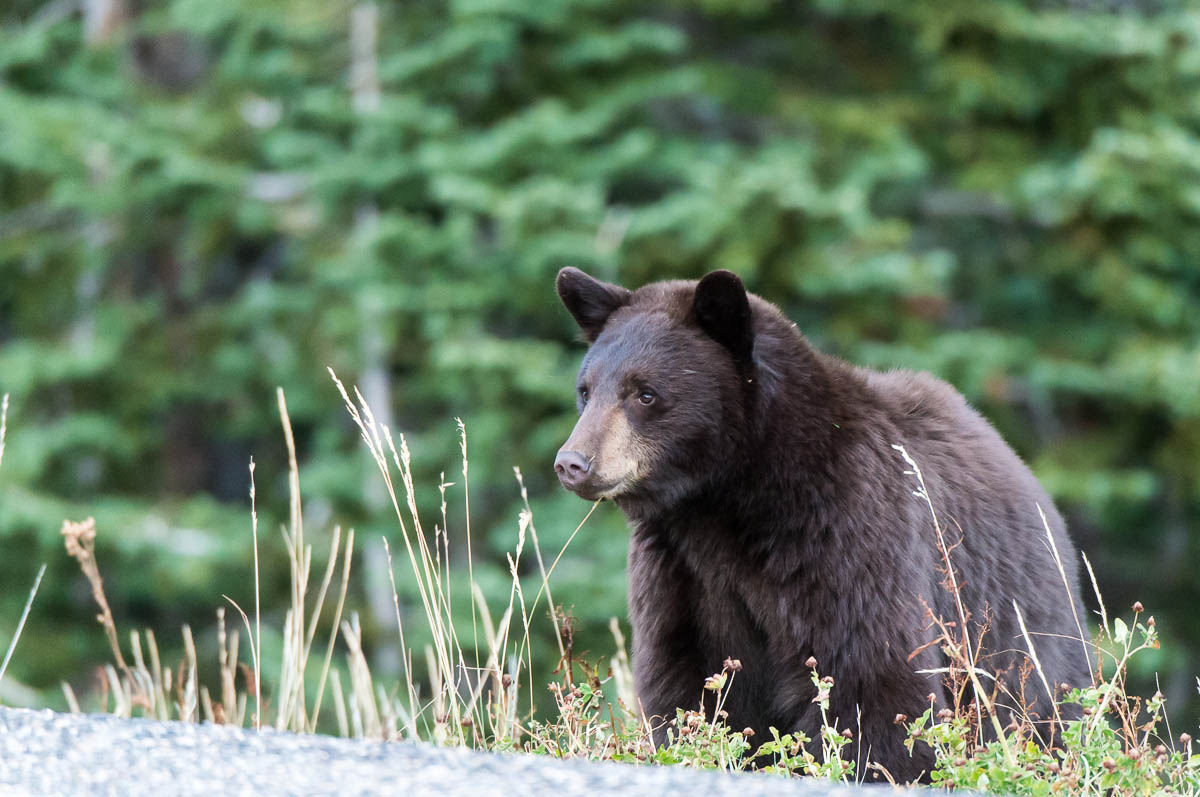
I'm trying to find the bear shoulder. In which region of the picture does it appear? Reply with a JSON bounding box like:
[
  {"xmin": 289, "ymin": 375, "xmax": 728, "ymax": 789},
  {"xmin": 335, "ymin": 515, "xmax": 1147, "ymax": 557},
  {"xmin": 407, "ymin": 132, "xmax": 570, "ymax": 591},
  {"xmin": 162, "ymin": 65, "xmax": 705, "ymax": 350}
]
[{"xmin": 858, "ymin": 366, "xmax": 974, "ymax": 426}]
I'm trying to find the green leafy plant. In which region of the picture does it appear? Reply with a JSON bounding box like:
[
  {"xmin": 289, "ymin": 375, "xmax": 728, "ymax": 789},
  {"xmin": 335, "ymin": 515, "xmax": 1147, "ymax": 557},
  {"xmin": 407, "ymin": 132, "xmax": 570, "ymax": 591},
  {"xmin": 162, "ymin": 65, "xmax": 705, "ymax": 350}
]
[
  {"xmin": 906, "ymin": 604, "xmax": 1198, "ymax": 794},
  {"xmin": 751, "ymin": 660, "xmax": 855, "ymax": 782}
]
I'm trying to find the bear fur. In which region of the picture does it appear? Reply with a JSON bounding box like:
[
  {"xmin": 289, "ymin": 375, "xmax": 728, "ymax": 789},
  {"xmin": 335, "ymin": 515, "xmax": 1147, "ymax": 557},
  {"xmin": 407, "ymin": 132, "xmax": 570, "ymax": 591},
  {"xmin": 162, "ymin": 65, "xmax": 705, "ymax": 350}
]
[{"xmin": 554, "ymin": 268, "xmax": 1092, "ymax": 783}]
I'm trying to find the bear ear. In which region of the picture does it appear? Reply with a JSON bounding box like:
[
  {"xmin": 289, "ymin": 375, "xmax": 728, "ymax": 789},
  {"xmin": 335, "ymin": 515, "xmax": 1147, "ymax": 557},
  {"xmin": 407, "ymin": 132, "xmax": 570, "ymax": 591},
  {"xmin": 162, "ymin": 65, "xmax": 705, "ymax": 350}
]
[
  {"xmin": 557, "ymin": 267, "xmax": 632, "ymax": 342},
  {"xmin": 694, "ymin": 270, "xmax": 754, "ymax": 364}
]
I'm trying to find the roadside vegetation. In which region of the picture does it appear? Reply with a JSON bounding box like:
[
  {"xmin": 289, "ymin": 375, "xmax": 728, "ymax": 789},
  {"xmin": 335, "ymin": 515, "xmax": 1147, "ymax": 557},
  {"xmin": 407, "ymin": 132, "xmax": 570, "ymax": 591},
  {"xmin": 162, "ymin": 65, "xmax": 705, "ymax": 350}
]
[{"xmin": 2, "ymin": 382, "xmax": 1197, "ymax": 794}]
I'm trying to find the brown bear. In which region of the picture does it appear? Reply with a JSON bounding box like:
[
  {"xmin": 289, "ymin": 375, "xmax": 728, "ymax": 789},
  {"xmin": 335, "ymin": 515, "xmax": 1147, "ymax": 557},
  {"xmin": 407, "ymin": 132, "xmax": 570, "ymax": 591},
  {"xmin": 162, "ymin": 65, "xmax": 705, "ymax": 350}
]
[{"xmin": 553, "ymin": 268, "xmax": 1091, "ymax": 783}]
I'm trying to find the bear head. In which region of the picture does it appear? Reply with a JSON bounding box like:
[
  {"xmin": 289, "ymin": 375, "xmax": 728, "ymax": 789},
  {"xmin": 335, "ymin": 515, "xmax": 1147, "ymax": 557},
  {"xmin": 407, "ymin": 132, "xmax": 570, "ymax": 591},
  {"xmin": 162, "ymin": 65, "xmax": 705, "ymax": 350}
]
[{"xmin": 554, "ymin": 267, "xmax": 758, "ymax": 517}]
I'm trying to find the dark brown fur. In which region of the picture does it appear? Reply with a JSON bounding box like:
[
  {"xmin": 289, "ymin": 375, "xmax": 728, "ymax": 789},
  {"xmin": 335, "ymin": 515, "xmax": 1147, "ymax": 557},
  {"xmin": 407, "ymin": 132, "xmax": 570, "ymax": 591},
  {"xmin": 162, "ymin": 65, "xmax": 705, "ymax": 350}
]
[{"xmin": 554, "ymin": 269, "xmax": 1091, "ymax": 783}]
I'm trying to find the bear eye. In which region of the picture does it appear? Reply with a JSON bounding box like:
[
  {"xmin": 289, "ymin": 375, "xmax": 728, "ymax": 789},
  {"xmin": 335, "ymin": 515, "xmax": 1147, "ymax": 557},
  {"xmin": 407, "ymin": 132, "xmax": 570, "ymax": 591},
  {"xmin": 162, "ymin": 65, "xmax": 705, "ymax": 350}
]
[
  {"xmin": 636, "ymin": 389, "xmax": 656, "ymax": 406},
  {"xmin": 578, "ymin": 386, "xmax": 590, "ymax": 403}
]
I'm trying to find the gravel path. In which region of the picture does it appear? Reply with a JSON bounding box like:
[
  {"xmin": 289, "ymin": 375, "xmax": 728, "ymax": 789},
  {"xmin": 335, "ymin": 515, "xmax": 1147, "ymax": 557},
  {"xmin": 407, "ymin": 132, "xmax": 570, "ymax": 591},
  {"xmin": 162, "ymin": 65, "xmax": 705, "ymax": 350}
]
[{"xmin": 0, "ymin": 708, "xmax": 887, "ymax": 796}]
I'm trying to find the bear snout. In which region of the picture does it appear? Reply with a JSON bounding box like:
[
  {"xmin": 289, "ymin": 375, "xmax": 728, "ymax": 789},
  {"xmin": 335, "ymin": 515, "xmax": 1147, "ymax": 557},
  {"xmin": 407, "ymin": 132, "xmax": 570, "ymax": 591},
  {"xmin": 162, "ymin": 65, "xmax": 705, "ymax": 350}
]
[{"xmin": 554, "ymin": 449, "xmax": 593, "ymax": 491}]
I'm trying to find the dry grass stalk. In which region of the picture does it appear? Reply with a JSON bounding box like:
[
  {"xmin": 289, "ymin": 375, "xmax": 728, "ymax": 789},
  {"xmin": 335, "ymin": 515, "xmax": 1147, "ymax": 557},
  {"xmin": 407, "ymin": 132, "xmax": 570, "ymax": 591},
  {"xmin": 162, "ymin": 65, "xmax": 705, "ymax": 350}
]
[
  {"xmin": 1036, "ymin": 503, "xmax": 1093, "ymax": 681},
  {"xmin": 216, "ymin": 607, "xmax": 245, "ymax": 725},
  {"xmin": 55, "ymin": 386, "xmax": 370, "ymax": 735},
  {"xmin": 248, "ymin": 456, "xmax": 262, "ymax": 729},
  {"xmin": 128, "ymin": 630, "xmax": 162, "ymax": 719},
  {"xmin": 331, "ymin": 668, "xmax": 349, "ymax": 738},
  {"xmin": 62, "ymin": 518, "xmax": 128, "ymax": 673},
  {"xmin": 180, "ymin": 624, "xmax": 198, "ymax": 722},
  {"xmin": 1012, "ymin": 601, "xmax": 1065, "ymax": 733},
  {"xmin": 514, "ymin": 466, "xmax": 567, "ymax": 714},
  {"xmin": 330, "ymin": 369, "xmax": 469, "ymax": 732},
  {"xmin": 310, "ymin": 527, "xmax": 355, "ymax": 733},
  {"xmin": 53, "ymin": 375, "xmax": 616, "ymax": 752},
  {"xmin": 892, "ymin": 445, "xmax": 1017, "ymax": 768},
  {"xmin": 275, "ymin": 389, "xmax": 356, "ymax": 733},
  {"xmin": 276, "ymin": 387, "xmax": 310, "ymax": 731},
  {"xmin": 0, "ymin": 392, "xmax": 9, "ymax": 471},
  {"xmin": 146, "ymin": 629, "xmax": 167, "ymax": 713},
  {"xmin": 103, "ymin": 663, "xmax": 128, "ymax": 715},
  {"xmin": 341, "ymin": 614, "xmax": 381, "ymax": 738},
  {"xmin": 458, "ymin": 419, "xmax": 481, "ymax": 688},
  {"xmin": 61, "ymin": 681, "xmax": 81, "ymax": 713},
  {"xmin": 608, "ymin": 617, "xmax": 636, "ymax": 715},
  {"xmin": 381, "ymin": 537, "xmax": 420, "ymax": 740},
  {"xmin": 328, "ymin": 366, "xmax": 609, "ymax": 747}
]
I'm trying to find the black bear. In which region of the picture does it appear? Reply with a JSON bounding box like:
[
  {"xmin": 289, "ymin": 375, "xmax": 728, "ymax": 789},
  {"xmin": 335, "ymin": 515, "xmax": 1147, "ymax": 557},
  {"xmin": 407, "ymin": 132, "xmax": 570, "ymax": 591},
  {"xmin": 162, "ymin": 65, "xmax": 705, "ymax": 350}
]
[{"xmin": 553, "ymin": 268, "xmax": 1091, "ymax": 783}]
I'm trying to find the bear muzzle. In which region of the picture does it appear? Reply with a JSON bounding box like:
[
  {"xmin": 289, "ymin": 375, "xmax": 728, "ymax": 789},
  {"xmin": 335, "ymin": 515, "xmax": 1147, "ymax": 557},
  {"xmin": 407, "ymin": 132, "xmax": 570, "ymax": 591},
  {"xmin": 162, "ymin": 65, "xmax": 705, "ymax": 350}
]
[
  {"xmin": 554, "ymin": 448, "xmax": 628, "ymax": 500},
  {"xmin": 554, "ymin": 449, "xmax": 593, "ymax": 491}
]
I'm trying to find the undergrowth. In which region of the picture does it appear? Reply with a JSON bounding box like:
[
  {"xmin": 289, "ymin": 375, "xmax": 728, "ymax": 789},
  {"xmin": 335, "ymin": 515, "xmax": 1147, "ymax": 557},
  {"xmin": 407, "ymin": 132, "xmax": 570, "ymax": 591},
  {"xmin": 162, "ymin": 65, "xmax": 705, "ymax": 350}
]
[{"xmin": 2, "ymin": 379, "xmax": 1198, "ymax": 793}]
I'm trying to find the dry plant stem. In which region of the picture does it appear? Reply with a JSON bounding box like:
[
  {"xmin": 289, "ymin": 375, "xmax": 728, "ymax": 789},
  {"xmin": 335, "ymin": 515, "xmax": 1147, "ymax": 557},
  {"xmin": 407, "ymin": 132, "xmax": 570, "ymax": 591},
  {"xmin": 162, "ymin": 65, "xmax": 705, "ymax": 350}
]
[
  {"xmin": 61, "ymin": 682, "xmax": 81, "ymax": 713},
  {"xmin": 1012, "ymin": 600, "xmax": 1064, "ymax": 733},
  {"xmin": 332, "ymin": 368, "xmax": 605, "ymax": 746},
  {"xmin": 103, "ymin": 664, "xmax": 127, "ymax": 715},
  {"xmin": 181, "ymin": 625, "xmax": 198, "ymax": 721},
  {"xmin": 303, "ymin": 526, "xmax": 342, "ymax": 673},
  {"xmin": 129, "ymin": 630, "xmax": 168, "ymax": 720},
  {"xmin": 523, "ymin": 501, "xmax": 600, "ymax": 641},
  {"xmin": 147, "ymin": 628, "xmax": 167, "ymax": 714},
  {"xmin": 62, "ymin": 518, "xmax": 129, "ymax": 672},
  {"xmin": 1155, "ymin": 673, "xmax": 1175, "ymax": 750},
  {"xmin": 1077, "ymin": 552, "xmax": 1116, "ymax": 743},
  {"xmin": 514, "ymin": 467, "xmax": 566, "ymax": 661},
  {"xmin": 891, "ymin": 445, "xmax": 1016, "ymax": 769},
  {"xmin": 389, "ymin": 430, "xmax": 477, "ymax": 732},
  {"xmin": 1037, "ymin": 503, "xmax": 1093, "ymax": 680},
  {"xmin": 201, "ymin": 685, "xmax": 214, "ymax": 723},
  {"xmin": 248, "ymin": 457, "xmax": 262, "ymax": 730},
  {"xmin": 331, "ymin": 371, "xmax": 463, "ymax": 727},
  {"xmin": 1081, "ymin": 551, "xmax": 1108, "ymax": 641},
  {"xmin": 424, "ymin": 644, "xmax": 447, "ymax": 741},
  {"xmin": 129, "ymin": 631, "xmax": 150, "ymax": 712},
  {"xmin": 310, "ymin": 527, "xmax": 355, "ymax": 733},
  {"xmin": 277, "ymin": 388, "xmax": 311, "ymax": 730},
  {"xmin": 341, "ymin": 615, "xmax": 382, "ymax": 738},
  {"xmin": 279, "ymin": 388, "xmax": 304, "ymax": 562},
  {"xmin": 436, "ymin": 478, "xmax": 452, "ymax": 642},
  {"xmin": 381, "ymin": 537, "xmax": 421, "ymax": 739},
  {"xmin": 502, "ymin": 512, "xmax": 529, "ymax": 709},
  {"xmin": 608, "ymin": 617, "xmax": 637, "ymax": 716},
  {"xmin": 216, "ymin": 613, "xmax": 229, "ymax": 717},
  {"xmin": 218, "ymin": 607, "xmax": 240, "ymax": 724},
  {"xmin": 330, "ymin": 669, "xmax": 349, "ymax": 738},
  {"xmin": 0, "ymin": 392, "xmax": 8, "ymax": 471},
  {"xmin": 222, "ymin": 596, "xmax": 259, "ymax": 719},
  {"xmin": 514, "ymin": 466, "xmax": 568, "ymax": 717},
  {"xmin": 515, "ymin": 499, "xmax": 600, "ymax": 719},
  {"xmin": 446, "ymin": 425, "xmax": 489, "ymax": 729},
  {"xmin": 383, "ymin": 426, "xmax": 461, "ymax": 706},
  {"xmin": 458, "ymin": 419, "xmax": 482, "ymax": 685},
  {"xmin": 332, "ymin": 373, "xmax": 438, "ymax": 647},
  {"xmin": 464, "ymin": 580, "xmax": 512, "ymax": 721},
  {"xmin": 459, "ymin": 587, "xmax": 513, "ymax": 736},
  {"xmin": 0, "ymin": 563, "xmax": 46, "ymax": 689},
  {"xmin": 1087, "ymin": 612, "xmax": 1151, "ymax": 741},
  {"xmin": 505, "ymin": 545, "xmax": 534, "ymax": 735}
]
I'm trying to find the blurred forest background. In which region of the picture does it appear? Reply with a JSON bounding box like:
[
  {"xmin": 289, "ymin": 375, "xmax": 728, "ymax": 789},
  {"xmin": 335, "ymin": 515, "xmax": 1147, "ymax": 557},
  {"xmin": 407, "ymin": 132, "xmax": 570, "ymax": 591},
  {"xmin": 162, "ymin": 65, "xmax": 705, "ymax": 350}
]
[{"xmin": 1, "ymin": 0, "xmax": 1198, "ymax": 729}]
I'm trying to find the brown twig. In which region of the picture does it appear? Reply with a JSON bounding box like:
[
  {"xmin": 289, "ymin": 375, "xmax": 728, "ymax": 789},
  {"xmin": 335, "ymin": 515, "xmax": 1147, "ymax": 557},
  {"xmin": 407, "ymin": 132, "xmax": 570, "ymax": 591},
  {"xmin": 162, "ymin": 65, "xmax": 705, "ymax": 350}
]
[{"xmin": 62, "ymin": 518, "xmax": 127, "ymax": 671}]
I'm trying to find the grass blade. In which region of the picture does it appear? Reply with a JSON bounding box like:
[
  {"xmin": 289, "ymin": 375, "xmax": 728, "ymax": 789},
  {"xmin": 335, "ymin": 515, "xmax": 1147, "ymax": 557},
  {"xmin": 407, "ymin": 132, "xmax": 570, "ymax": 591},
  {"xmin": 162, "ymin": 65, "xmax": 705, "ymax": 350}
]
[{"xmin": 0, "ymin": 564, "xmax": 47, "ymax": 690}]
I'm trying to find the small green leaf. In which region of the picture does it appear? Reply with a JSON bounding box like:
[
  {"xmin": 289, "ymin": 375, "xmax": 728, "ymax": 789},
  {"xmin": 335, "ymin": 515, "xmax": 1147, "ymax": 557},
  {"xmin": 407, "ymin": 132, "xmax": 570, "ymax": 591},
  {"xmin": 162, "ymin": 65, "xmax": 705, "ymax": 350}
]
[{"xmin": 1114, "ymin": 617, "xmax": 1128, "ymax": 644}]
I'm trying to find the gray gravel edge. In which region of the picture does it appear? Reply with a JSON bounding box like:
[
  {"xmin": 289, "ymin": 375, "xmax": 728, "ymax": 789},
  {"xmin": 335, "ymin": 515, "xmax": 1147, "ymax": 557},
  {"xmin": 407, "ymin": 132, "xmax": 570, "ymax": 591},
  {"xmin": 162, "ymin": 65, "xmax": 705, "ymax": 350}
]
[{"xmin": 0, "ymin": 707, "xmax": 892, "ymax": 796}]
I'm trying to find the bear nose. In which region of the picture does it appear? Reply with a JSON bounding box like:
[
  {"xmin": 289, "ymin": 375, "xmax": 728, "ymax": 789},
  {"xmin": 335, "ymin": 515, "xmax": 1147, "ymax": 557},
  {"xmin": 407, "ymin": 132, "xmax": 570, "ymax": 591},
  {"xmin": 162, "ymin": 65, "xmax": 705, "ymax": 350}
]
[{"xmin": 554, "ymin": 450, "xmax": 592, "ymax": 488}]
